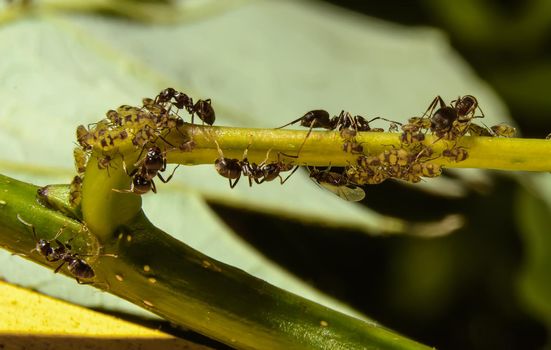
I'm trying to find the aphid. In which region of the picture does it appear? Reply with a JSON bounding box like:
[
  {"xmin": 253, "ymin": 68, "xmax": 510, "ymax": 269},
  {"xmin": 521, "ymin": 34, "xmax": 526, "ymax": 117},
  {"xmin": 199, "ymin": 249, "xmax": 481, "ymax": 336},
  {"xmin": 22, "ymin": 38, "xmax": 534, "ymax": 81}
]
[
  {"xmin": 388, "ymin": 122, "xmax": 401, "ymax": 133},
  {"xmin": 400, "ymin": 124, "xmax": 425, "ymax": 145},
  {"xmin": 97, "ymin": 153, "xmax": 118, "ymax": 176},
  {"xmin": 407, "ymin": 116, "xmax": 431, "ymax": 130},
  {"xmin": 69, "ymin": 175, "xmax": 83, "ymax": 207},
  {"xmin": 17, "ymin": 215, "xmax": 95, "ymax": 284},
  {"xmin": 342, "ymin": 140, "xmax": 364, "ymax": 154},
  {"xmin": 308, "ymin": 167, "xmax": 366, "ymax": 202},
  {"xmin": 73, "ymin": 147, "xmax": 89, "ymax": 175},
  {"xmin": 490, "ymin": 123, "xmax": 516, "ymax": 138},
  {"xmin": 345, "ymin": 163, "xmax": 387, "ymax": 185},
  {"xmin": 76, "ymin": 125, "xmax": 92, "ymax": 151},
  {"xmin": 467, "ymin": 123, "xmax": 492, "ymax": 136},
  {"xmin": 378, "ymin": 148, "xmax": 411, "ymax": 167},
  {"xmin": 421, "ymin": 163, "xmax": 442, "ymax": 178},
  {"xmin": 442, "ymin": 147, "xmax": 469, "ymax": 162},
  {"xmin": 105, "ymin": 109, "xmax": 122, "ymax": 126}
]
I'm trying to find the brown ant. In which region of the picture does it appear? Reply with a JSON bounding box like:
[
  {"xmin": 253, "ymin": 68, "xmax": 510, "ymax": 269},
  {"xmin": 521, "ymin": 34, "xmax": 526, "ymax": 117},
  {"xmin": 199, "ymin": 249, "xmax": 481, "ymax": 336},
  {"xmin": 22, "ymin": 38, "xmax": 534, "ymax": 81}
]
[
  {"xmin": 17, "ymin": 215, "xmax": 95, "ymax": 284},
  {"xmin": 155, "ymin": 87, "xmax": 216, "ymax": 125},
  {"xmin": 114, "ymin": 145, "xmax": 179, "ymax": 195}
]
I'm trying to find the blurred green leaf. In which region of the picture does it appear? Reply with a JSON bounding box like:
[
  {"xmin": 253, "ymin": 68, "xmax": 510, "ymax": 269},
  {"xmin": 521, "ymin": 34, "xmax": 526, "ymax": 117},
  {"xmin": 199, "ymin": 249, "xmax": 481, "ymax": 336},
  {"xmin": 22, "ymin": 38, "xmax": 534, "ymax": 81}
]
[{"xmin": 517, "ymin": 175, "xmax": 551, "ymax": 329}]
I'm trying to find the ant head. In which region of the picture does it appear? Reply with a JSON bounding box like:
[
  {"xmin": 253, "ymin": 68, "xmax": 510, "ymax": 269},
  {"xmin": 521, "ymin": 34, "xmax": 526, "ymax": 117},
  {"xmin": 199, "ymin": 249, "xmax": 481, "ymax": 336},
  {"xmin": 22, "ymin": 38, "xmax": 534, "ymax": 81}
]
[{"xmin": 455, "ymin": 95, "xmax": 478, "ymax": 116}]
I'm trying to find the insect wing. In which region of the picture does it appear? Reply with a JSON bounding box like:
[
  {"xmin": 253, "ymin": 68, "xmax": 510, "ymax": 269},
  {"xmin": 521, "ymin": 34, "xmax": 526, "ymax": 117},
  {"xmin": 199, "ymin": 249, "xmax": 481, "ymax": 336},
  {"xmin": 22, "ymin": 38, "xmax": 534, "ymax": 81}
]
[{"xmin": 317, "ymin": 181, "xmax": 365, "ymax": 202}]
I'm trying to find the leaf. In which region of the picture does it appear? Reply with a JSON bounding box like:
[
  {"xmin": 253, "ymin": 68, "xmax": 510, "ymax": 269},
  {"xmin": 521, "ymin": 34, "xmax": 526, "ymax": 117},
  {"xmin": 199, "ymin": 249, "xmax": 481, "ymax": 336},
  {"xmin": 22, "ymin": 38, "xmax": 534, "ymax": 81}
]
[
  {"xmin": 0, "ymin": 0, "xmax": 510, "ymax": 325},
  {"xmin": 516, "ymin": 174, "xmax": 551, "ymax": 328}
]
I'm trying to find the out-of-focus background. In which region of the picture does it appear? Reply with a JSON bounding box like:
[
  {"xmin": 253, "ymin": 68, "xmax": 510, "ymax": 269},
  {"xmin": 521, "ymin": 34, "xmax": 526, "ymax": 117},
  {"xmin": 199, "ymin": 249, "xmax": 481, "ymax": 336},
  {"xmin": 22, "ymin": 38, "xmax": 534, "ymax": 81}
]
[{"xmin": 1, "ymin": 1, "xmax": 550, "ymax": 349}]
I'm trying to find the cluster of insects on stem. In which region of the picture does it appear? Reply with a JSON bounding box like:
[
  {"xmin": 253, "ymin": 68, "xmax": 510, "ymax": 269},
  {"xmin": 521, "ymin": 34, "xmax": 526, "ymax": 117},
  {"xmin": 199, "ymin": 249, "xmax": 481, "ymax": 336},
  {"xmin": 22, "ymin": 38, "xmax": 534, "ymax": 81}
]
[
  {"xmin": 72, "ymin": 87, "xmax": 213, "ymax": 199},
  {"xmin": 73, "ymin": 90, "xmax": 518, "ymax": 204},
  {"xmin": 213, "ymin": 94, "xmax": 515, "ymax": 201}
]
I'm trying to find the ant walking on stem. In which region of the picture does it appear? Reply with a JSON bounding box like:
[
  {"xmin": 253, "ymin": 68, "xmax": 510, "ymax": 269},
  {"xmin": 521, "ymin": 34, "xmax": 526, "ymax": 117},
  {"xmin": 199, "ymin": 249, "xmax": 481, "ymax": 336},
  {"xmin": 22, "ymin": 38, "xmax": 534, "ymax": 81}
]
[
  {"xmin": 17, "ymin": 214, "xmax": 95, "ymax": 284},
  {"xmin": 213, "ymin": 141, "xmax": 298, "ymax": 188}
]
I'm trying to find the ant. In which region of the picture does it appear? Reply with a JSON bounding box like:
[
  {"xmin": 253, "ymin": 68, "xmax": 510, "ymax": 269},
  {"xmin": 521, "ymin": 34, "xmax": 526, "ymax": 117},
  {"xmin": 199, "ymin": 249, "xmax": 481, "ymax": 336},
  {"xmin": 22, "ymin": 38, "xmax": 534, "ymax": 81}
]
[
  {"xmin": 423, "ymin": 95, "xmax": 484, "ymax": 140},
  {"xmin": 308, "ymin": 166, "xmax": 365, "ymax": 202},
  {"xmin": 277, "ymin": 109, "xmax": 393, "ymax": 157},
  {"xmin": 214, "ymin": 141, "xmax": 298, "ymax": 188},
  {"xmin": 155, "ymin": 87, "xmax": 216, "ymax": 125},
  {"xmin": 17, "ymin": 215, "xmax": 95, "ymax": 284},
  {"xmin": 114, "ymin": 145, "xmax": 179, "ymax": 195}
]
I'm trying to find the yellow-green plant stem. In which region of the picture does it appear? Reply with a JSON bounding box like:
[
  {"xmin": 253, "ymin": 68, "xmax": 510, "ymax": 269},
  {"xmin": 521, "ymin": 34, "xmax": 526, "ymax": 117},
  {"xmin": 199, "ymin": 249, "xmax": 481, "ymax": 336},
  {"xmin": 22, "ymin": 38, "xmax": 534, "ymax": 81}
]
[
  {"xmin": 0, "ymin": 173, "xmax": 431, "ymax": 350},
  {"xmin": 166, "ymin": 124, "xmax": 551, "ymax": 171}
]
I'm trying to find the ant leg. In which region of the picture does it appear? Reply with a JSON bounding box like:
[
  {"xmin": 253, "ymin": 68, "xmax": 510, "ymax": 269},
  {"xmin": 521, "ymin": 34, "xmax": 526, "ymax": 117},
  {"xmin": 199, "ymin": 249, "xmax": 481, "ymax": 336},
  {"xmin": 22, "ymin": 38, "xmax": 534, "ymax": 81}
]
[
  {"xmin": 134, "ymin": 143, "xmax": 149, "ymax": 165},
  {"xmin": 279, "ymin": 166, "xmax": 299, "ymax": 185},
  {"xmin": 151, "ymin": 180, "xmax": 157, "ymax": 194},
  {"xmin": 156, "ymin": 134, "xmax": 175, "ymax": 148},
  {"xmin": 281, "ymin": 119, "xmax": 317, "ymax": 159},
  {"xmin": 368, "ymin": 116, "xmax": 403, "ymax": 126},
  {"xmin": 229, "ymin": 175, "xmax": 241, "ymax": 189},
  {"xmin": 259, "ymin": 148, "xmax": 272, "ymax": 167},
  {"xmin": 54, "ymin": 261, "xmax": 66, "ymax": 274},
  {"xmin": 421, "ymin": 96, "xmax": 445, "ymax": 119},
  {"xmin": 17, "ymin": 214, "xmax": 37, "ymax": 241},
  {"xmin": 112, "ymin": 188, "xmax": 138, "ymax": 194},
  {"xmin": 275, "ymin": 115, "xmax": 307, "ymax": 129},
  {"xmin": 156, "ymin": 164, "xmax": 181, "ymax": 183},
  {"xmin": 214, "ymin": 140, "xmax": 225, "ymax": 159},
  {"xmin": 75, "ymin": 278, "xmax": 94, "ymax": 285}
]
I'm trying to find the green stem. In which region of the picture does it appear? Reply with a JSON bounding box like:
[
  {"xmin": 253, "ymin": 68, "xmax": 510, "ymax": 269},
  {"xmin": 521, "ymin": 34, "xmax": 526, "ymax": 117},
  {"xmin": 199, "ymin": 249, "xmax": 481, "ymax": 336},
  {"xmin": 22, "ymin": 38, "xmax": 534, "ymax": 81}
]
[
  {"xmin": 0, "ymin": 173, "xmax": 430, "ymax": 350},
  {"xmin": 168, "ymin": 124, "xmax": 551, "ymax": 171}
]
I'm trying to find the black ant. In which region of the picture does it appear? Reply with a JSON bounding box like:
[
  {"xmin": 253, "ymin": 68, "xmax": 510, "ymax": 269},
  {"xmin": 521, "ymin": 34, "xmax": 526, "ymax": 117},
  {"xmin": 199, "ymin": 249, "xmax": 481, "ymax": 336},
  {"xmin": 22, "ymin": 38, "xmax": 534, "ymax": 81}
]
[
  {"xmin": 213, "ymin": 141, "xmax": 243, "ymax": 188},
  {"xmin": 277, "ymin": 110, "xmax": 396, "ymax": 157},
  {"xmin": 423, "ymin": 95, "xmax": 484, "ymax": 139},
  {"xmin": 113, "ymin": 145, "xmax": 179, "ymax": 195},
  {"xmin": 17, "ymin": 215, "xmax": 95, "ymax": 284},
  {"xmin": 308, "ymin": 166, "xmax": 365, "ymax": 202},
  {"xmin": 155, "ymin": 87, "xmax": 216, "ymax": 125},
  {"xmin": 277, "ymin": 109, "xmax": 392, "ymax": 132},
  {"xmin": 214, "ymin": 142, "xmax": 298, "ymax": 188}
]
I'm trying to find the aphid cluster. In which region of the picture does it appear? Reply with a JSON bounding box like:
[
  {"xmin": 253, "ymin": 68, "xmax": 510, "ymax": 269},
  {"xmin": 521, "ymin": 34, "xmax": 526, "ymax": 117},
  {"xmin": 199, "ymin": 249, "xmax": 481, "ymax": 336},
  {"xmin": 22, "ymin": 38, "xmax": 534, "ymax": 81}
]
[{"xmin": 72, "ymin": 88, "xmax": 214, "ymax": 199}]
